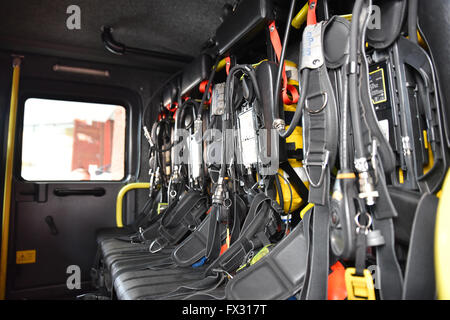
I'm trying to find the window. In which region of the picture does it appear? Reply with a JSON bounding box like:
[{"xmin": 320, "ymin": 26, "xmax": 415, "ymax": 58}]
[{"xmin": 21, "ymin": 98, "xmax": 126, "ymax": 181}]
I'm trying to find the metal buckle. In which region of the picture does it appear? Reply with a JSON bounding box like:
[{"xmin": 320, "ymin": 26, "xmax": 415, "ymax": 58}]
[
  {"xmin": 344, "ymin": 267, "xmax": 376, "ymax": 300},
  {"xmin": 305, "ymin": 92, "xmax": 328, "ymax": 114},
  {"xmin": 302, "ymin": 150, "xmax": 330, "ymax": 188},
  {"xmin": 148, "ymin": 239, "xmax": 165, "ymax": 254}
]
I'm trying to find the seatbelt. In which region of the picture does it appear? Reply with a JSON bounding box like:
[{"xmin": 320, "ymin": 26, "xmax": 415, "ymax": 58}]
[
  {"xmin": 148, "ymin": 190, "xmax": 208, "ymax": 253},
  {"xmin": 157, "ymin": 193, "xmax": 279, "ymax": 300}
]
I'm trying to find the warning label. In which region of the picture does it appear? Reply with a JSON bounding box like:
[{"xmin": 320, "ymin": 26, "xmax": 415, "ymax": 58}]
[
  {"xmin": 16, "ymin": 250, "xmax": 36, "ymax": 264},
  {"xmin": 369, "ymin": 68, "xmax": 387, "ymax": 105}
]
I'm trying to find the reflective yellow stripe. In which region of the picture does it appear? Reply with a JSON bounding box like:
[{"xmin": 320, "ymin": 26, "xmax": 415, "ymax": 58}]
[
  {"xmin": 435, "ymin": 169, "xmax": 450, "ymax": 299},
  {"xmin": 1, "ymin": 57, "xmax": 22, "ymax": 300},
  {"xmin": 116, "ymin": 183, "xmax": 150, "ymax": 228}
]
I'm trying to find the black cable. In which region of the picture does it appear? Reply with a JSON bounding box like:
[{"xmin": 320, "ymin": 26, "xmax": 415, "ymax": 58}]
[
  {"xmin": 348, "ymin": 0, "xmax": 367, "ymax": 160},
  {"xmin": 197, "ymin": 56, "xmax": 221, "ymax": 119},
  {"xmin": 276, "ymin": 172, "xmax": 293, "ymax": 236},
  {"xmin": 273, "ymin": 0, "xmax": 297, "ymax": 120}
]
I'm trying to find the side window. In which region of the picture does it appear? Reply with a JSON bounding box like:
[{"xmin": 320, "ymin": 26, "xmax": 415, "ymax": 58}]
[{"xmin": 21, "ymin": 98, "xmax": 126, "ymax": 181}]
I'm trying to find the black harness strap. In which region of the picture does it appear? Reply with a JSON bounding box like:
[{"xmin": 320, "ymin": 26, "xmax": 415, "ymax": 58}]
[
  {"xmin": 299, "ymin": 19, "xmax": 339, "ymax": 300},
  {"xmin": 372, "ymin": 153, "xmax": 404, "ymax": 300},
  {"xmin": 402, "ymin": 193, "xmax": 438, "ymax": 299}
]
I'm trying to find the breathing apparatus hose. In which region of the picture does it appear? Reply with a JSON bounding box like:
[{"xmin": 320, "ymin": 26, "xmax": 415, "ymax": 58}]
[
  {"xmin": 150, "ymin": 118, "xmax": 173, "ymax": 153},
  {"xmin": 340, "ymin": 60, "xmax": 351, "ymax": 169},
  {"xmin": 220, "ymin": 64, "xmax": 263, "ymax": 178},
  {"xmin": 273, "ymin": 0, "xmax": 296, "ymax": 119},
  {"xmin": 272, "ymin": 0, "xmax": 302, "ymax": 139},
  {"xmin": 197, "ymin": 56, "xmax": 222, "ymax": 120},
  {"xmin": 348, "ymin": 0, "xmax": 367, "ymax": 161}
]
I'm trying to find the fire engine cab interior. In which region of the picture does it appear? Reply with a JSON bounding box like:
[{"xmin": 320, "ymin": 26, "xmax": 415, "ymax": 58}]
[{"xmin": 0, "ymin": 0, "xmax": 449, "ymax": 301}]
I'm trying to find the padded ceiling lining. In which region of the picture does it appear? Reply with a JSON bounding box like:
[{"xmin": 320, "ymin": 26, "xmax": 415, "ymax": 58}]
[{"xmin": 0, "ymin": 0, "xmax": 229, "ymax": 67}]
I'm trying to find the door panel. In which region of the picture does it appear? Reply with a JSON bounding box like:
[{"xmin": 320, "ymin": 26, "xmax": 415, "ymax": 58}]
[{"xmin": 7, "ymin": 78, "xmax": 142, "ymax": 299}]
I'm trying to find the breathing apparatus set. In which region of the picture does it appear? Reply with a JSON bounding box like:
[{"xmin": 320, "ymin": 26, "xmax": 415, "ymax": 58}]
[{"xmin": 90, "ymin": 0, "xmax": 449, "ymax": 300}]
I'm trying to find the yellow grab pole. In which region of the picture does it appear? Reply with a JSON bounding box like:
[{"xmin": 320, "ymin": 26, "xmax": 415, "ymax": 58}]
[
  {"xmin": 1, "ymin": 56, "xmax": 22, "ymax": 300},
  {"xmin": 435, "ymin": 170, "xmax": 450, "ymax": 299},
  {"xmin": 116, "ymin": 183, "xmax": 150, "ymax": 228}
]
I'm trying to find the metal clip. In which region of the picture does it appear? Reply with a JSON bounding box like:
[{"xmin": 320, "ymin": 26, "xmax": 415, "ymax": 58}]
[
  {"xmin": 354, "ymin": 212, "xmax": 373, "ymax": 235},
  {"xmin": 302, "ymin": 150, "xmax": 330, "ymax": 188}
]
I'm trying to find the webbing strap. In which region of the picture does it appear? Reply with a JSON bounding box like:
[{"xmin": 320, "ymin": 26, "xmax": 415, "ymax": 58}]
[
  {"xmin": 280, "ymin": 161, "xmax": 309, "ymax": 202},
  {"xmin": 307, "ymin": 0, "xmax": 318, "ymax": 26},
  {"xmin": 402, "ymin": 193, "xmax": 438, "ymax": 299},
  {"xmin": 302, "ymin": 63, "xmax": 335, "ymax": 206},
  {"xmin": 268, "ymin": 21, "xmax": 299, "ymax": 105},
  {"xmin": 372, "ymin": 154, "xmax": 404, "ymax": 300},
  {"xmin": 205, "ymin": 205, "xmax": 224, "ymax": 261},
  {"xmin": 304, "ymin": 179, "xmax": 330, "ymax": 300}
]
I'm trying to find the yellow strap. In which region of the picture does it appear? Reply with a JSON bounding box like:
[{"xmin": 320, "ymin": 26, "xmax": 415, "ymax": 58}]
[
  {"xmin": 116, "ymin": 183, "xmax": 150, "ymax": 228},
  {"xmin": 1, "ymin": 57, "xmax": 22, "ymax": 300},
  {"xmin": 435, "ymin": 169, "xmax": 450, "ymax": 299}
]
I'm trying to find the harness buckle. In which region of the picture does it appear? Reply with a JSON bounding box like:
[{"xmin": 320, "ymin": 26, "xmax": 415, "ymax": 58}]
[
  {"xmin": 302, "ymin": 150, "xmax": 330, "ymax": 188},
  {"xmin": 344, "ymin": 267, "xmax": 376, "ymax": 300}
]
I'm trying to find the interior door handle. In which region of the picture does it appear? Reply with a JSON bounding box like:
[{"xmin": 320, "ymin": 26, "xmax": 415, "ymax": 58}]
[
  {"xmin": 53, "ymin": 187, "xmax": 106, "ymax": 197},
  {"xmin": 45, "ymin": 215, "xmax": 58, "ymax": 235}
]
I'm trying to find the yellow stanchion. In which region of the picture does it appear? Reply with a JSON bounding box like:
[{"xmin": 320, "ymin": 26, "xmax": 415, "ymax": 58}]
[
  {"xmin": 1, "ymin": 56, "xmax": 22, "ymax": 300},
  {"xmin": 116, "ymin": 183, "xmax": 150, "ymax": 228}
]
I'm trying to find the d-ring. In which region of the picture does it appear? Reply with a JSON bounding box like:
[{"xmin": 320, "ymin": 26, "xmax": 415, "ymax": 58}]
[
  {"xmin": 305, "ymin": 92, "xmax": 328, "ymax": 114},
  {"xmin": 149, "ymin": 239, "xmax": 163, "ymax": 253}
]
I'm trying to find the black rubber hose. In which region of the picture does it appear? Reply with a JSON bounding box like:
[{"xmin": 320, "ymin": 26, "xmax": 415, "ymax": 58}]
[
  {"xmin": 197, "ymin": 56, "xmax": 221, "ymax": 119},
  {"xmin": 273, "ymin": 0, "xmax": 297, "ymax": 121},
  {"xmin": 340, "ymin": 68, "xmax": 350, "ymax": 170},
  {"xmin": 348, "ymin": 0, "xmax": 366, "ymax": 160},
  {"xmin": 219, "ymin": 64, "xmax": 263, "ymax": 177},
  {"xmin": 408, "ymin": 0, "xmax": 419, "ymax": 44}
]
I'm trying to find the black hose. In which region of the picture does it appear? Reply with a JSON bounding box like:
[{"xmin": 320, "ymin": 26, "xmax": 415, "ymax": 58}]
[
  {"xmin": 220, "ymin": 64, "xmax": 263, "ymax": 178},
  {"xmin": 348, "ymin": 0, "xmax": 366, "ymax": 160},
  {"xmin": 340, "ymin": 68, "xmax": 350, "ymax": 170},
  {"xmin": 197, "ymin": 56, "xmax": 221, "ymax": 119},
  {"xmin": 273, "ymin": 0, "xmax": 297, "ymax": 121}
]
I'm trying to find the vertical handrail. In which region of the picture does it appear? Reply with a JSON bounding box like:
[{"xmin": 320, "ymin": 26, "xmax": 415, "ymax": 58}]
[{"xmin": 1, "ymin": 56, "xmax": 22, "ymax": 300}]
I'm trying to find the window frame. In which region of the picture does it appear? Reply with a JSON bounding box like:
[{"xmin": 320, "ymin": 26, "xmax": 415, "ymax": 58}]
[
  {"xmin": 20, "ymin": 97, "xmax": 128, "ymax": 182},
  {"xmin": 14, "ymin": 79, "xmax": 142, "ymax": 184}
]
